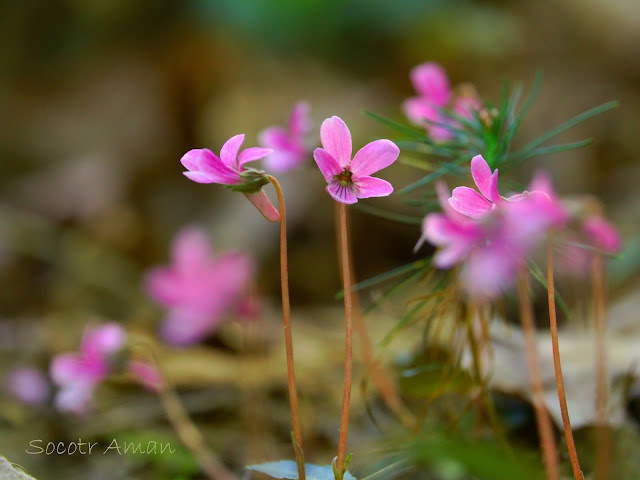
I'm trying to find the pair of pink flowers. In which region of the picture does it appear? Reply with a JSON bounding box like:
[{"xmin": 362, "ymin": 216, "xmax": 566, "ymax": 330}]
[
  {"xmin": 404, "ymin": 62, "xmax": 481, "ymax": 142},
  {"xmin": 420, "ymin": 155, "xmax": 621, "ymax": 297},
  {"xmin": 145, "ymin": 227, "xmax": 256, "ymax": 346}
]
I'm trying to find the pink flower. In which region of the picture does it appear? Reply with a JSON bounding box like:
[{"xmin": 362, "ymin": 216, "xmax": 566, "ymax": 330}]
[
  {"xmin": 583, "ymin": 216, "xmax": 622, "ymax": 254},
  {"xmin": 180, "ymin": 134, "xmax": 280, "ymax": 222},
  {"xmin": 259, "ymin": 102, "xmax": 311, "ymax": 173},
  {"xmin": 50, "ymin": 323, "xmax": 126, "ymax": 414},
  {"xmin": 7, "ymin": 367, "xmax": 50, "ymax": 406},
  {"xmin": 129, "ymin": 361, "xmax": 162, "ymax": 392},
  {"xmin": 144, "ymin": 227, "xmax": 254, "ymax": 345},
  {"xmin": 403, "ymin": 62, "xmax": 481, "ymax": 142},
  {"xmin": 418, "ymin": 157, "xmax": 568, "ymax": 298},
  {"xmin": 313, "ymin": 116, "xmax": 399, "ymax": 204}
]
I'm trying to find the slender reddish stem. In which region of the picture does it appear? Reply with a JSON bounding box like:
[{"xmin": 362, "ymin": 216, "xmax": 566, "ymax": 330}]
[
  {"xmin": 546, "ymin": 235, "xmax": 584, "ymax": 480},
  {"xmin": 592, "ymin": 248, "xmax": 611, "ymax": 480},
  {"xmin": 516, "ymin": 268, "xmax": 560, "ymax": 480},
  {"xmin": 266, "ymin": 176, "xmax": 306, "ymax": 480},
  {"xmin": 335, "ymin": 203, "xmax": 353, "ymax": 480}
]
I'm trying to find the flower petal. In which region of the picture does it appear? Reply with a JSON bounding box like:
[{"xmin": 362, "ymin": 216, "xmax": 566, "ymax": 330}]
[
  {"xmin": 289, "ymin": 101, "xmax": 311, "ymax": 138},
  {"xmin": 327, "ymin": 180, "xmax": 357, "ymax": 204},
  {"xmin": 55, "ymin": 382, "xmax": 95, "ymax": 414},
  {"xmin": 583, "ymin": 216, "xmax": 622, "ymax": 254},
  {"xmin": 238, "ymin": 147, "xmax": 273, "ymax": 169},
  {"xmin": 259, "ymin": 127, "xmax": 290, "ymax": 150},
  {"xmin": 145, "ymin": 268, "xmax": 183, "ymax": 306},
  {"xmin": 244, "ymin": 191, "xmax": 280, "ymax": 223},
  {"xmin": 320, "ymin": 116, "xmax": 352, "ymax": 168},
  {"xmin": 81, "ymin": 323, "xmax": 126, "ymax": 357},
  {"xmin": 410, "ymin": 63, "xmax": 451, "ymax": 106},
  {"xmin": 160, "ymin": 309, "xmax": 220, "ymax": 346},
  {"xmin": 313, "ymin": 148, "xmax": 342, "ymax": 182},
  {"xmin": 220, "ymin": 134, "xmax": 245, "ymax": 170},
  {"xmin": 353, "ymin": 176, "xmax": 393, "ymax": 199},
  {"xmin": 172, "ymin": 227, "xmax": 214, "ymax": 274},
  {"xmin": 50, "ymin": 354, "xmax": 82, "ymax": 386},
  {"xmin": 489, "ymin": 171, "xmax": 502, "ymax": 204},
  {"xmin": 470, "ymin": 155, "xmax": 493, "ymax": 200},
  {"xmin": 403, "ymin": 97, "xmax": 439, "ymax": 125},
  {"xmin": 183, "ymin": 171, "xmax": 216, "ymax": 184},
  {"xmin": 449, "ymin": 187, "xmax": 493, "ymax": 218},
  {"xmin": 264, "ymin": 150, "xmax": 304, "ymax": 173},
  {"xmin": 350, "ymin": 139, "xmax": 399, "ymax": 177},
  {"xmin": 181, "ymin": 149, "xmax": 242, "ymax": 185}
]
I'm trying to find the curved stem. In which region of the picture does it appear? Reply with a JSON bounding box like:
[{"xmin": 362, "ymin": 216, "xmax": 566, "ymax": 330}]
[
  {"xmin": 546, "ymin": 235, "xmax": 584, "ymax": 480},
  {"xmin": 266, "ymin": 176, "xmax": 306, "ymax": 480},
  {"xmin": 516, "ymin": 268, "xmax": 560, "ymax": 480},
  {"xmin": 135, "ymin": 342, "xmax": 236, "ymax": 480},
  {"xmin": 335, "ymin": 203, "xmax": 354, "ymax": 480},
  {"xmin": 592, "ymin": 247, "xmax": 611, "ymax": 480}
]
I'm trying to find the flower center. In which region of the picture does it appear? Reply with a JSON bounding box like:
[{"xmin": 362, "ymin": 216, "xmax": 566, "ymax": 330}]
[{"xmin": 336, "ymin": 169, "xmax": 353, "ymax": 186}]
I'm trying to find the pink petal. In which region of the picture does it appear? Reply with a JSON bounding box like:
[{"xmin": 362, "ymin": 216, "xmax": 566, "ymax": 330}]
[
  {"xmin": 129, "ymin": 361, "xmax": 161, "ymax": 392},
  {"xmin": 263, "ymin": 150, "xmax": 304, "ymax": 173},
  {"xmin": 403, "ymin": 97, "xmax": 439, "ymax": 125},
  {"xmin": 172, "ymin": 227, "xmax": 214, "ymax": 274},
  {"xmin": 243, "ymin": 191, "xmax": 280, "ymax": 223},
  {"xmin": 453, "ymin": 96, "xmax": 481, "ymax": 120},
  {"xmin": 489, "ymin": 171, "xmax": 502, "ymax": 204},
  {"xmin": 353, "ymin": 176, "xmax": 393, "ymax": 199},
  {"xmin": 350, "ymin": 139, "xmax": 399, "ymax": 177},
  {"xmin": 55, "ymin": 382, "xmax": 95, "ymax": 414},
  {"xmin": 410, "ymin": 62, "xmax": 451, "ymax": 106},
  {"xmin": 50, "ymin": 354, "xmax": 82, "ymax": 386},
  {"xmin": 449, "ymin": 187, "xmax": 493, "ymax": 218},
  {"xmin": 320, "ymin": 116, "xmax": 352, "ymax": 168},
  {"xmin": 289, "ymin": 101, "xmax": 311, "ymax": 138},
  {"xmin": 220, "ymin": 134, "xmax": 245, "ymax": 170},
  {"xmin": 181, "ymin": 149, "xmax": 242, "ymax": 185},
  {"xmin": 82, "ymin": 323, "xmax": 126, "ymax": 357},
  {"xmin": 8, "ymin": 367, "xmax": 50, "ymax": 405},
  {"xmin": 259, "ymin": 127, "xmax": 291, "ymax": 150},
  {"xmin": 238, "ymin": 147, "xmax": 273, "ymax": 169},
  {"xmin": 145, "ymin": 268, "xmax": 182, "ymax": 306},
  {"xmin": 327, "ymin": 180, "xmax": 357, "ymax": 204},
  {"xmin": 470, "ymin": 155, "xmax": 493, "ymax": 200},
  {"xmin": 462, "ymin": 246, "xmax": 518, "ymax": 298},
  {"xmin": 313, "ymin": 148, "xmax": 342, "ymax": 182},
  {"xmin": 421, "ymin": 214, "xmax": 474, "ymax": 268},
  {"xmin": 160, "ymin": 308, "xmax": 221, "ymax": 346},
  {"xmin": 583, "ymin": 216, "xmax": 622, "ymax": 254}
]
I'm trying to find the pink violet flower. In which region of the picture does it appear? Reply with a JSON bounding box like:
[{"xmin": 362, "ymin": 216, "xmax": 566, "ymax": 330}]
[
  {"xmin": 259, "ymin": 102, "xmax": 312, "ymax": 173},
  {"xmin": 313, "ymin": 116, "xmax": 399, "ymax": 204},
  {"xmin": 582, "ymin": 216, "xmax": 622, "ymax": 254},
  {"xmin": 7, "ymin": 367, "xmax": 50, "ymax": 406},
  {"xmin": 129, "ymin": 361, "xmax": 162, "ymax": 392},
  {"xmin": 403, "ymin": 62, "xmax": 481, "ymax": 142},
  {"xmin": 49, "ymin": 323, "xmax": 126, "ymax": 414},
  {"xmin": 144, "ymin": 227, "xmax": 254, "ymax": 346},
  {"xmin": 180, "ymin": 134, "xmax": 280, "ymax": 222}
]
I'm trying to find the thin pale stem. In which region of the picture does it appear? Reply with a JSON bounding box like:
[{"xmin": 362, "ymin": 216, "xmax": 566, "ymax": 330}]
[
  {"xmin": 592, "ymin": 248, "xmax": 611, "ymax": 480},
  {"xmin": 517, "ymin": 268, "xmax": 560, "ymax": 480},
  {"xmin": 335, "ymin": 204, "xmax": 414, "ymax": 428},
  {"xmin": 136, "ymin": 342, "xmax": 236, "ymax": 480},
  {"xmin": 335, "ymin": 203, "xmax": 354, "ymax": 480},
  {"xmin": 546, "ymin": 235, "xmax": 584, "ymax": 480},
  {"xmin": 266, "ymin": 176, "xmax": 306, "ymax": 480}
]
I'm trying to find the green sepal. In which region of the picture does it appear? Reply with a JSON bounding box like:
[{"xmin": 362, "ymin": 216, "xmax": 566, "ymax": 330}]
[{"xmin": 225, "ymin": 169, "xmax": 269, "ymax": 194}]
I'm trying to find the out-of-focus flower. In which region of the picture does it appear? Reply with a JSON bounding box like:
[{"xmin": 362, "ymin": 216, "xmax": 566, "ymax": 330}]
[
  {"xmin": 180, "ymin": 135, "xmax": 280, "ymax": 222},
  {"xmin": 129, "ymin": 361, "xmax": 161, "ymax": 392},
  {"xmin": 583, "ymin": 216, "xmax": 622, "ymax": 254},
  {"xmin": 50, "ymin": 323, "xmax": 126, "ymax": 414},
  {"xmin": 259, "ymin": 102, "xmax": 311, "ymax": 173},
  {"xmin": 144, "ymin": 227, "xmax": 254, "ymax": 345},
  {"xmin": 403, "ymin": 62, "xmax": 481, "ymax": 142},
  {"xmin": 313, "ymin": 116, "xmax": 398, "ymax": 204},
  {"xmin": 418, "ymin": 157, "xmax": 567, "ymax": 298},
  {"xmin": 7, "ymin": 367, "xmax": 50, "ymax": 406}
]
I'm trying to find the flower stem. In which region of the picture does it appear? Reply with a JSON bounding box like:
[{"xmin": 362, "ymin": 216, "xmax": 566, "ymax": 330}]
[
  {"xmin": 546, "ymin": 234, "xmax": 584, "ymax": 480},
  {"xmin": 135, "ymin": 342, "xmax": 236, "ymax": 480},
  {"xmin": 266, "ymin": 175, "xmax": 306, "ymax": 480},
  {"xmin": 335, "ymin": 203, "xmax": 414, "ymax": 429},
  {"xmin": 592, "ymin": 247, "xmax": 611, "ymax": 480},
  {"xmin": 335, "ymin": 203, "xmax": 354, "ymax": 480},
  {"xmin": 516, "ymin": 268, "xmax": 560, "ymax": 480}
]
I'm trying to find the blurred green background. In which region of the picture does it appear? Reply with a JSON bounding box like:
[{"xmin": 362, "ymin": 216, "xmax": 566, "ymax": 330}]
[{"xmin": 1, "ymin": 0, "xmax": 639, "ymax": 479}]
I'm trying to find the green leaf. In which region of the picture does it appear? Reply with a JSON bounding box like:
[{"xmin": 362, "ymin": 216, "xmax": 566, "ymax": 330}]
[
  {"xmin": 335, "ymin": 259, "xmax": 429, "ymax": 299},
  {"xmin": 509, "ymin": 138, "xmax": 593, "ymax": 166},
  {"xmin": 363, "ymin": 110, "xmax": 429, "ymax": 141},
  {"xmin": 246, "ymin": 461, "xmax": 356, "ymax": 480}
]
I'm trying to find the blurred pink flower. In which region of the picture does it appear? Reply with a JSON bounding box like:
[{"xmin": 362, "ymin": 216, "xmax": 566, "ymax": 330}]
[
  {"xmin": 583, "ymin": 216, "xmax": 622, "ymax": 254},
  {"xmin": 144, "ymin": 227, "xmax": 254, "ymax": 345},
  {"xmin": 418, "ymin": 157, "xmax": 568, "ymax": 298},
  {"xmin": 180, "ymin": 135, "xmax": 280, "ymax": 222},
  {"xmin": 403, "ymin": 62, "xmax": 480, "ymax": 142},
  {"xmin": 50, "ymin": 323, "xmax": 126, "ymax": 414},
  {"xmin": 7, "ymin": 367, "xmax": 50, "ymax": 406},
  {"xmin": 259, "ymin": 102, "xmax": 311, "ymax": 173},
  {"xmin": 129, "ymin": 361, "xmax": 162, "ymax": 392},
  {"xmin": 313, "ymin": 116, "xmax": 398, "ymax": 204}
]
